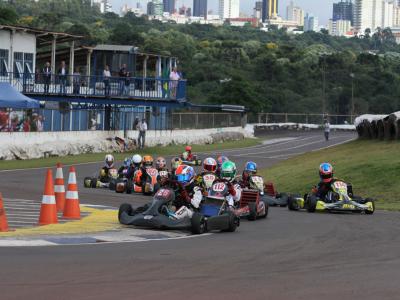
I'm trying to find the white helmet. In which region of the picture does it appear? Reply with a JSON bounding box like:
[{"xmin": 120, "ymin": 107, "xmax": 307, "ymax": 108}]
[
  {"xmin": 131, "ymin": 154, "xmax": 142, "ymax": 165},
  {"xmin": 105, "ymin": 154, "xmax": 114, "ymax": 168}
]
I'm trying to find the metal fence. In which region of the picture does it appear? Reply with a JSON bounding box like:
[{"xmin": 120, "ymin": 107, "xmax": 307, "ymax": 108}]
[
  {"xmin": 0, "ymin": 72, "xmax": 187, "ymax": 101},
  {"xmin": 0, "ymin": 109, "xmax": 244, "ymax": 132},
  {"xmin": 254, "ymin": 113, "xmax": 357, "ymax": 125}
]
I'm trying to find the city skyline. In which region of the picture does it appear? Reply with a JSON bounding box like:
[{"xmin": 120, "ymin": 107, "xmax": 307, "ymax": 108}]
[{"xmin": 109, "ymin": 0, "xmax": 335, "ymax": 24}]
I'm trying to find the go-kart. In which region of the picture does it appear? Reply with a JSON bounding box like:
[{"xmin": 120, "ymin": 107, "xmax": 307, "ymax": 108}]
[
  {"xmin": 263, "ymin": 181, "xmax": 289, "ymax": 207},
  {"xmin": 84, "ymin": 168, "xmax": 119, "ymax": 189},
  {"xmin": 118, "ymin": 188, "xmax": 193, "ymax": 231},
  {"xmin": 288, "ymin": 180, "xmax": 375, "ymax": 214},
  {"xmin": 191, "ymin": 181, "xmax": 240, "ymax": 234},
  {"xmin": 182, "ymin": 154, "xmax": 202, "ymax": 166},
  {"xmin": 120, "ymin": 167, "xmax": 160, "ymax": 195},
  {"xmin": 235, "ymin": 189, "xmax": 268, "ymax": 221}
]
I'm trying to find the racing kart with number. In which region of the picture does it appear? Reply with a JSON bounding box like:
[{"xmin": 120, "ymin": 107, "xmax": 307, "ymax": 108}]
[
  {"xmin": 191, "ymin": 181, "xmax": 240, "ymax": 234},
  {"xmin": 287, "ymin": 180, "xmax": 375, "ymax": 214},
  {"xmin": 120, "ymin": 167, "xmax": 160, "ymax": 195},
  {"xmin": 84, "ymin": 168, "xmax": 119, "ymax": 189},
  {"xmin": 235, "ymin": 188, "xmax": 268, "ymax": 221},
  {"xmin": 182, "ymin": 154, "xmax": 202, "ymax": 166}
]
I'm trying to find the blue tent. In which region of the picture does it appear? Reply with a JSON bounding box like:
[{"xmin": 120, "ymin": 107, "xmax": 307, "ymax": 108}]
[{"xmin": 0, "ymin": 83, "xmax": 39, "ymax": 109}]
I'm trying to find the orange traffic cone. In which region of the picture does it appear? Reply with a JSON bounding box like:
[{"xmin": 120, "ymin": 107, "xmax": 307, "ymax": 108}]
[
  {"xmin": 63, "ymin": 166, "xmax": 81, "ymax": 219},
  {"xmin": 54, "ymin": 163, "xmax": 66, "ymax": 212},
  {"xmin": 39, "ymin": 169, "xmax": 58, "ymax": 225},
  {"xmin": 0, "ymin": 193, "xmax": 9, "ymax": 232}
]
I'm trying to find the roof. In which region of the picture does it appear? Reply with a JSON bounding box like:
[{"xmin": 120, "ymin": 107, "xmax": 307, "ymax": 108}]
[
  {"xmin": 92, "ymin": 44, "xmax": 138, "ymax": 52},
  {"xmin": 0, "ymin": 24, "xmax": 83, "ymax": 46},
  {"xmin": 0, "ymin": 83, "xmax": 39, "ymax": 109}
]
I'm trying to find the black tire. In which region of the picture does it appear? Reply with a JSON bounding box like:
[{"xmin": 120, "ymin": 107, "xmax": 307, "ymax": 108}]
[
  {"xmin": 118, "ymin": 203, "xmax": 133, "ymax": 222},
  {"xmin": 153, "ymin": 183, "xmax": 160, "ymax": 194},
  {"xmin": 365, "ymin": 198, "xmax": 375, "ymax": 215},
  {"xmin": 191, "ymin": 212, "xmax": 207, "ymax": 234},
  {"xmin": 90, "ymin": 178, "xmax": 98, "ymax": 188},
  {"xmin": 278, "ymin": 193, "xmax": 288, "ymax": 207},
  {"xmin": 83, "ymin": 177, "xmax": 92, "ymax": 188},
  {"xmin": 260, "ymin": 199, "xmax": 269, "ymax": 219},
  {"xmin": 247, "ymin": 202, "xmax": 258, "ymax": 221},
  {"xmin": 109, "ymin": 180, "xmax": 116, "ymax": 191},
  {"xmin": 288, "ymin": 196, "xmax": 299, "ymax": 211},
  {"xmin": 307, "ymin": 195, "xmax": 317, "ymax": 213},
  {"xmin": 226, "ymin": 211, "xmax": 239, "ymax": 232},
  {"xmin": 126, "ymin": 180, "xmax": 133, "ymax": 194}
]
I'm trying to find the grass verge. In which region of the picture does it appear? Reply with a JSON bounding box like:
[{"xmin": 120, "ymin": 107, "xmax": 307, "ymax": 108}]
[
  {"xmin": 259, "ymin": 140, "xmax": 400, "ymax": 211},
  {"xmin": 0, "ymin": 138, "xmax": 260, "ymax": 171}
]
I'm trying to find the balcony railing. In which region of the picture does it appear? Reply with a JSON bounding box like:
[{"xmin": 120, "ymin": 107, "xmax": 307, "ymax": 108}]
[{"xmin": 0, "ymin": 72, "xmax": 187, "ymax": 101}]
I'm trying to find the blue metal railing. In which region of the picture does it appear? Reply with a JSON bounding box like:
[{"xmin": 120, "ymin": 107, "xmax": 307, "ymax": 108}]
[{"xmin": 0, "ymin": 72, "xmax": 187, "ymax": 101}]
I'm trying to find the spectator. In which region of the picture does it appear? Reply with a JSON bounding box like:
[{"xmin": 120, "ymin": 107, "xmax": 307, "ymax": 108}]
[
  {"xmin": 42, "ymin": 62, "xmax": 52, "ymax": 94},
  {"xmin": 58, "ymin": 61, "xmax": 68, "ymax": 95},
  {"xmin": 169, "ymin": 67, "xmax": 180, "ymax": 98},
  {"xmin": 36, "ymin": 115, "xmax": 44, "ymax": 132},
  {"xmin": 23, "ymin": 117, "xmax": 31, "ymax": 132},
  {"xmin": 0, "ymin": 109, "xmax": 8, "ymax": 131},
  {"xmin": 103, "ymin": 65, "xmax": 111, "ymax": 97},
  {"xmin": 119, "ymin": 64, "xmax": 128, "ymax": 95},
  {"xmin": 324, "ymin": 120, "xmax": 330, "ymax": 141},
  {"xmin": 138, "ymin": 118, "xmax": 147, "ymax": 149},
  {"xmin": 73, "ymin": 67, "xmax": 81, "ymax": 94},
  {"xmin": 124, "ymin": 71, "xmax": 131, "ymax": 96},
  {"xmin": 31, "ymin": 113, "xmax": 38, "ymax": 132}
]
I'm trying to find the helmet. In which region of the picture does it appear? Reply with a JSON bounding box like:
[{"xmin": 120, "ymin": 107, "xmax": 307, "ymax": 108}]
[
  {"xmin": 319, "ymin": 163, "xmax": 333, "ymax": 183},
  {"xmin": 142, "ymin": 155, "xmax": 153, "ymax": 167},
  {"xmin": 203, "ymin": 157, "xmax": 217, "ymax": 173},
  {"xmin": 171, "ymin": 157, "xmax": 182, "ymax": 170},
  {"xmin": 182, "ymin": 151, "xmax": 189, "ymax": 160},
  {"xmin": 105, "ymin": 154, "xmax": 114, "ymax": 168},
  {"xmin": 217, "ymin": 155, "xmax": 229, "ymax": 169},
  {"xmin": 123, "ymin": 157, "xmax": 131, "ymax": 168},
  {"xmin": 156, "ymin": 156, "xmax": 167, "ymax": 170},
  {"xmin": 131, "ymin": 154, "xmax": 142, "ymax": 166},
  {"xmin": 244, "ymin": 162, "xmax": 257, "ymax": 174},
  {"xmin": 185, "ymin": 145, "xmax": 192, "ymax": 152},
  {"xmin": 175, "ymin": 165, "xmax": 195, "ymax": 187},
  {"xmin": 221, "ymin": 161, "xmax": 237, "ymax": 181}
]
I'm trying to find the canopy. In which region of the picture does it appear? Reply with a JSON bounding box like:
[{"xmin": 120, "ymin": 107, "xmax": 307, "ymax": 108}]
[{"xmin": 0, "ymin": 83, "xmax": 40, "ymax": 109}]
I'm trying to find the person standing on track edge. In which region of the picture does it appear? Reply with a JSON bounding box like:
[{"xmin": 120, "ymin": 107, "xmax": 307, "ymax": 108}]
[
  {"xmin": 324, "ymin": 120, "xmax": 330, "ymax": 141},
  {"xmin": 138, "ymin": 118, "xmax": 147, "ymax": 149}
]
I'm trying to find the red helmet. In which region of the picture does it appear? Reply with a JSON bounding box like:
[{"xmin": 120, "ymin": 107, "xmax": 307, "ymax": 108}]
[
  {"xmin": 203, "ymin": 157, "xmax": 217, "ymax": 173},
  {"xmin": 319, "ymin": 163, "xmax": 333, "ymax": 183},
  {"xmin": 185, "ymin": 145, "xmax": 192, "ymax": 152}
]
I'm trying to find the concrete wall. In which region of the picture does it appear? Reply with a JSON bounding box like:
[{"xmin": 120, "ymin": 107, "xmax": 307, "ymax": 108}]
[{"xmin": 0, "ymin": 127, "xmax": 253, "ymax": 160}]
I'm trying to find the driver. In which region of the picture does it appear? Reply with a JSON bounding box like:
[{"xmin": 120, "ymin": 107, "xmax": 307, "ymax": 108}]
[
  {"xmin": 135, "ymin": 155, "xmax": 154, "ymax": 187},
  {"xmin": 99, "ymin": 154, "xmax": 115, "ymax": 182},
  {"xmin": 118, "ymin": 157, "xmax": 131, "ymax": 178},
  {"xmin": 216, "ymin": 155, "xmax": 229, "ymax": 178},
  {"xmin": 127, "ymin": 154, "xmax": 142, "ymax": 180},
  {"xmin": 180, "ymin": 145, "xmax": 194, "ymax": 161},
  {"xmin": 155, "ymin": 156, "xmax": 169, "ymax": 186},
  {"xmin": 196, "ymin": 157, "xmax": 217, "ymax": 185},
  {"xmin": 312, "ymin": 163, "xmax": 337, "ymax": 200},
  {"xmin": 213, "ymin": 161, "xmax": 241, "ymax": 207},
  {"xmin": 239, "ymin": 161, "xmax": 257, "ymax": 188}
]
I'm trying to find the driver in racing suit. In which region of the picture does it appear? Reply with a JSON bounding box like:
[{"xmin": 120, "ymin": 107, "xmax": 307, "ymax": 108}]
[
  {"xmin": 126, "ymin": 154, "xmax": 142, "ymax": 180},
  {"xmin": 118, "ymin": 157, "xmax": 131, "ymax": 178},
  {"xmin": 135, "ymin": 155, "xmax": 154, "ymax": 187},
  {"xmin": 180, "ymin": 145, "xmax": 194, "ymax": 161},
  {"xmin": 215, "ymin": 155, "xmax": 229, "ymax": 178},
  {"xmin": 99, "ymin": 154, "xmax": 115, "ymax": 183},
  {"xmin": 213, "ymin": 161, "xmax": 241, "ymax": 207},
  {"xmin": 239, "ymin": 161, "xmax": 258, "ymax": 189},
  {"xmin": 155, "ymin": 156, "xmax": 170, "ymax": 187}
]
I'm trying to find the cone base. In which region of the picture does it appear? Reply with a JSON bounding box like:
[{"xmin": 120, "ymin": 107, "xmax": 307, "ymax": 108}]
[
  {"xmin": 39, "ymin": 203, "xmax": 58, "ymax": 225},
  {"xmin": 63, "ymin": 200, "xmax": 81, "ymax": 219}
]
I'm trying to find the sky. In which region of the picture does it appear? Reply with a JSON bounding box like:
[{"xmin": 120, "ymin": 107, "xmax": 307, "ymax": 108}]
[{"xmin": 110, "ymin": 0, "xmax": 335, "ymax": 25}]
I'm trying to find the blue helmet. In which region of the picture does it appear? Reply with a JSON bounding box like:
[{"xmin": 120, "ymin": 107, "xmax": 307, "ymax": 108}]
[
  {"xmin": 123, "ymin": 157, "xmax": 131, "ymax": 168},
  {"xmin": 319, "ymin": 163, "xmax": 333, "ymax": 183},
  {"xmin": 175, "ymin": 165, "xmax": 195, "ymax": 187},
  {"xmin": 245, "ymin": 161, "xmax": 257, "ymax": 174}
]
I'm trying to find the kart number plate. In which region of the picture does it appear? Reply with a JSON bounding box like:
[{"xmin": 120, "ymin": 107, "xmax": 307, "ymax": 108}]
[
  {"xmin": 203, "ymin": 174, "xmax": 216, "ymax": 188},
  {"xmin": 159, "ymin": 171, "xmax": 168, "ymax": 178},
  {"xmin": 156, "ymin": 189, "xmax": 171, "ymax": 198},
  {"xmin": 146, "ymin": 168, "xmax": 158, "ymax": 177},
  {"xmin": 109, "ymin": 169, "xmax": 118, "ymax": 178},
  {"xmin": 333, "ymin": 181, "xmax": 348, "ymax": 194},
  {"xmin": 252, "ymin": 176, "xmax": 263, "ymax": 184},
  {"xmin": 212, "ymin": 182, "xmax": 226, "ymax": 192},
  {"xmin": 144, "ymin": 215, "xmax": 153, "ymax": 220}
]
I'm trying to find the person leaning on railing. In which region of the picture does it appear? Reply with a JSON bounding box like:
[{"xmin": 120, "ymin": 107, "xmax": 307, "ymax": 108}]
[
  {"xmin": 42, "ymin": 62, "xmax": 51, "ymax": 94},
  {"xmin": 103, "ymin": 65, "xmax": 111, "ymax": 97},
  {"xmin": 73, "ymin": 67, "xmax": 81, "ymax": 95}
]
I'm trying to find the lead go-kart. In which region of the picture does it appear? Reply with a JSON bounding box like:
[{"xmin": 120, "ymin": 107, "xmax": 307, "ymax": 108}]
[{"xmin": 287, "ymin": 180, "xmax": 375, "ymax": 214}]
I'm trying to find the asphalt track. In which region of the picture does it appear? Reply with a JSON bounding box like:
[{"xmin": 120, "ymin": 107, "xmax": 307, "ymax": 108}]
[{"xmin": 1, "ymin": 131, "xmax": 400, "ymax": 300}]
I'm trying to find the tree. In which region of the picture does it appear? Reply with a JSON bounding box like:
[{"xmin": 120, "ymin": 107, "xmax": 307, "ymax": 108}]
[{"xmin": 0, "ymin": 6, "xmax": 18, "ymax": 25}]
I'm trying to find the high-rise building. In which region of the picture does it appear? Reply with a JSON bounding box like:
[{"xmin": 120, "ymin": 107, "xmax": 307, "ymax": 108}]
[
  {"xmin": 92, "ymin": 0, "xmax": 112, "ymax": 13},
  {"xmin": 262, "ymin": 0, "xmax": 279, "ymax": 22},
  {"xmin": 163, "ymin": 0, "xmax": 176, "ymax": 14},
  {"xmin": 286, "ymin": 1, "xmax": 304, "ymax": 26},
  {"xmin": 219, "ymin": 0, "xmax": 240, "ymax": 20},
  {"xmin": 193, "ymin": 0, "xmax": 208, "ymax": 17},
  {"xmin": 254, "ymin": 1, "xmax": 263, "ymax": 20},
  {"xmin": 304, "ymin": 13, "xmax": 319, "ymax": 31},
  {"xmin": 333, "ymin": 0, "xmax": 354, "ymax": 25},
  {"xmin": 328, "ymin": 19, "xmax": 352, "ymax": 36},
  {"xmin": 147, "ymin": 0, "xmax": 163, "ymax": 16},
  {"xmin": 353, "ymin": 0, "xmax": 394, "ymax": 33}
]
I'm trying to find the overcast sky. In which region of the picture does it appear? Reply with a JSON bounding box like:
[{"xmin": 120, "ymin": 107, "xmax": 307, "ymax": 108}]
[{"xmin": 110, "ymin": 0, "xmax": 335, "ymax": 25}]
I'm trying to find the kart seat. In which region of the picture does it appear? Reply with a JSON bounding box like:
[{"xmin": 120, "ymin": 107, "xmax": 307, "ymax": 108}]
[
  {"xmin": 264, "ymin": 182, "xmax": 277, "ymax": 197},
  {"xmin": 240, "ymin": 190, "xmax": 259, "ymax": 208}
]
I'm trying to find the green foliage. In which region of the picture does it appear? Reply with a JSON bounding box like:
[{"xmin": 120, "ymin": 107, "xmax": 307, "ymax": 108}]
[{"xmin": 2, "ymin": 0, "xmax": 400, "ymax": 114}]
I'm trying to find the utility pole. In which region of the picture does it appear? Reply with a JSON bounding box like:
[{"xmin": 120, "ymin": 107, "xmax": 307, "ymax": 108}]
[{"xmin": 350, "ymin": 73, "xmax": 355, "ymax": 123}]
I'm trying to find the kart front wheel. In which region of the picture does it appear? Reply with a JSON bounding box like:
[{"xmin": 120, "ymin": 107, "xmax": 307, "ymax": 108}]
[
  {"xmin": 126, "ymin": 181, "xmax": 133, "ymax": 194},
  {"xmin": 365, "ymin": 198, "xmax": 375, "ymax": 215},
  {"xmin": 288, "ymin": 196, "xmax": 299, "ymax": 211},
  {"xmin": 307, "ymin": 195, "xmax": 317, "ymax": 213},
  {"xmin": 191, "ymin": 213, "xmax": 207, "ymax": 235},
  {"xmin": 247, "ymin": 202, "xmax": 257, "ymax": 221},
  {"xmin": 260, "ymin": 199, "xmax": 269, "ymax": 219},
  {"xmin": 118, "ymin": 203, "xmax": 133, "ymax": 222}
]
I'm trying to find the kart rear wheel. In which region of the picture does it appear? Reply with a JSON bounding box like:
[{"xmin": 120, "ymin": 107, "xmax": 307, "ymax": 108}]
[
  {"xmin": 247, "ymin": 202, "xmax": 257, "ymax": 221},
  {"xmin": 307, "ymin": 195, "xmax": 317, "ymax": 213},
  {"xmin": 90, "ymin": 178, "xmax": 98, "ymax": 188},
  {"xmin": 118, "ymin": 203, "xmax": 133, "ymax": 222},
  {"xmin": 288, "ymin": 196, "xmax": 299, "ymax": 211},
  {"xmin": 126, "ymin": 181, "xmax": 133, "ymax": 194},
  {"xmin": 260, "ymin": 199, "xmax": 269, "ymax": 219},
  {"xmin": 83, "ymin": 177, "xmax": 92, "ymax": 188},
  {"xmin": 226, "ymin": 211, "xmax": 239, "ymax": 232},
  {"xmin": 191, "ymin": 213, "xmax": 207, "ymax": 235},
  {"xmin": 365, "ymin": 198, "xmax": 375, "ymax": 215},
  {"xmin": 109, "ymin": 180, "xmax": 116, "ymax": 191}
]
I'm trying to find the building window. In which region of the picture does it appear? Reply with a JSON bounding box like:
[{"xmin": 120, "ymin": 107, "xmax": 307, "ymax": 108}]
[
  {"xmin": 14, "ymin": 52, "xmax": 24, "ymax": 78},
  {"xmin": 24, "ymin": 53, "xmax": 33, "ymax": 77},
  {"xmin": 0, "ymin": 49, "xmax": 9, "ymax": 76}
]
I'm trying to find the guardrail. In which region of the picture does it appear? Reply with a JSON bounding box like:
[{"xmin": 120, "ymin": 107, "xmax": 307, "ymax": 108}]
[
  {"xmin": 356, "ymin": 113, "xmax": 400, "ymax": 140},
  {"xmin": 0, "ymin": 72, "xmax": 187, "ymax": 101},
  {"xmin": 254, "ymin": 113, "xmax": 357, "ymax": 125}
]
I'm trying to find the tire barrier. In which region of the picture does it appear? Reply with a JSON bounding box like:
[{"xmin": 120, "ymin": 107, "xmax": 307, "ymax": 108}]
[{"xmin": 355, "ymin": 112, "xmax": 400, "ymax": 140}]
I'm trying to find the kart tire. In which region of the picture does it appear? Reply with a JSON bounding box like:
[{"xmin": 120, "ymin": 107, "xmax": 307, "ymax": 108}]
[
  {"xmin": 288, "ymin": 196, "xmax": 299, "ymax": 211},
  {"xmin": 90, "ymin": 178, "xmax": 98, "ymax": 188},
  {"xmin": 118, "ymin": 203, "xmax": 133, "ymax": 222},
  {"xmin": 154, "ymin": 183, "xmax": 160, "ymax": 194},
  {"xmin": 307, "ymin": 195, "xmax": 317, "ymax": 213},
  {"xmin": 109, "ymin": 180, "xmax": 116, "ymax": 191},
  {"xmin": 247, "ymin": 202, "xmax": 258, "ymax": 221},
  {"xmin": 278, "ymin": 193, "xmax": 288, "ymax": 207},
  {"xmin": 191, "ymin": 213, "xmax": 207, "ymax": 235},
  {"xmin": 126, "ymin": 180, "xmax": 133, "ymax": 194},
  {"xmin": 365, "ymin": 198, "xmax": 375, "ymax": 215},
  {"xmin": 226, "ymin": 211, "xmax": 239, "ymax": 232},
  {"xmin": 83, "ymin": 177, "xmax": 92, "ymax": 188},
  {"xmin": 260, "ymin": 199, "xmax": 269, "ymax": 219}
]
